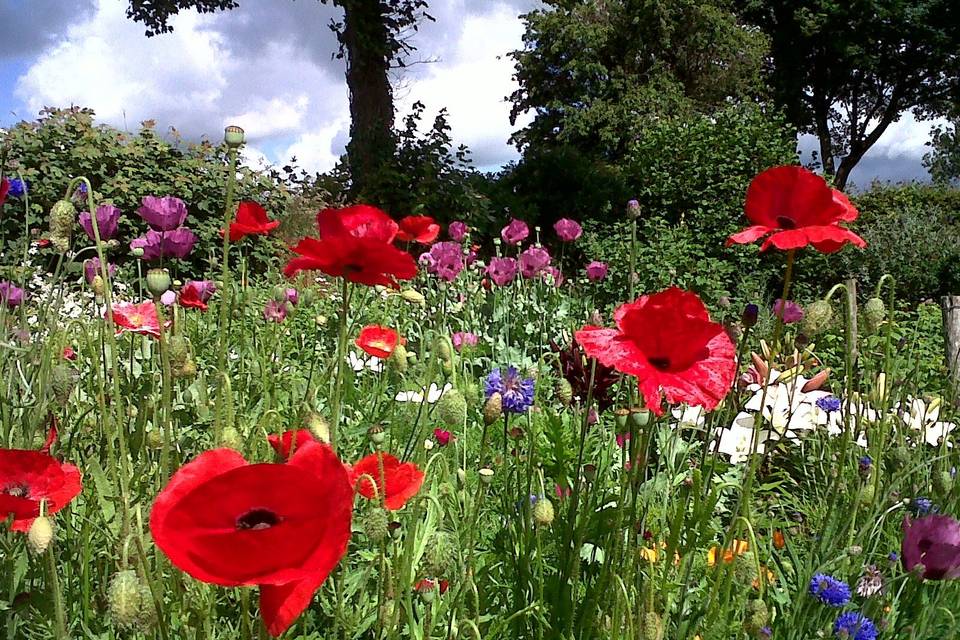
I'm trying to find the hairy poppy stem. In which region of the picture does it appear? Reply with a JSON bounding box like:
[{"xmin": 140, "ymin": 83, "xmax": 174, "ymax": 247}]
[
  {"xmin": 46, "ymin": 542, "xmax": 68, "ymax": 639},
  {"xmin": 214, "ymin": 142, "xmax": 239, "ymax": 443},
  {"xmin": 330, "ymin": 278, "xmax": 351, "ymax": 450}
]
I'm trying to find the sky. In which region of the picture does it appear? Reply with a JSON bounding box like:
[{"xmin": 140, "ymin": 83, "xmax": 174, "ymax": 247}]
[{"xmin": 0, "ymin": 0, "xmax": 945, "ymax": 187}]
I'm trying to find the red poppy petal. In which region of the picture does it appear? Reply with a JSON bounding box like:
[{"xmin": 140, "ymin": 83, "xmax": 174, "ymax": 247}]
[
  {"xmin": 260, "ymin": 574, "xmax": 325, "ymax": 637},
  {"xmin": 831, "ymin": 190, "xmax": 859, "ymax": 222},
  {"xmin": 759, "ymin": 229, "xmax": 812, "ymax": 252},
  {"xmin": 805, "ymin": 225, "xmax": 867, "ymax": 253},
  {"xmin": 267, "ymin": 430, "xmax": 316, "ymax": 460},
  {"xmin": 318, "ymin": 205, "xmax": 399, "ymax": 243},
  {"xmin": 744, "ymin": 166, "xmax": 837, "ymax": 228},
  {"xmin": 726, "ymin": 225, "xmax": 772, "ymax": 246}
]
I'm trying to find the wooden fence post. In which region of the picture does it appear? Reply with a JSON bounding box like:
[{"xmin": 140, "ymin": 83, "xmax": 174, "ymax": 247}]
[{"xmin": 944, "ymin": 295, "xmax": 960, "ymax": 406}]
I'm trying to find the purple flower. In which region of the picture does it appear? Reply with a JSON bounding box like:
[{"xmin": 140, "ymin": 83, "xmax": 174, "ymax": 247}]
[
  {"xmin": 130, "ymin": 228, "xmax": 197, "ymax": 261},
  {"xmin": 78, "ymin": 204, "xmax": 121, "ymax": 241},
  {"xmin": 486, "ymin": 257, "xmax": 518, "ymax": 286},
  {"xmin": 809, "ymin": 573, "xmax": 851, "ymax": 606},
  {"xmin": 160, "ymin": 290, "xmax": 177, "ymax": 306},
  {"xmin": 485, "ymin": 366, "xmax": 535, "ymax": 413},
  {"xmin": 585, "ymin": 261, "xmax": 608, "ymax": 282},
  {"xmin": 553, "ymin": 218, "xmax": 582, "ymax": 242},
  {"xmin": 418, "ymin": 252, "xmax": 436, "ymax": 269},
  {"xmin": 285, "ymin": 288, "xmax": 299, "ymax": 305},
  {"xmin": 500, "ymin": 218, "xmax": 529, "ymax": 245},
  {"xmin": 519, "ymin": 245, "xmax": 551, "ymax": 279},
  {"xmin": 427, "ymin": 241, "xmax": 464, "ymax": 281},
  {"xmin": 263, "ymin": 299, "xmax": 288, "ymax": 323},
  {"xmin": 448, "ymin": 221, "xmax": 468, "ymax": 242},
  {"xmin": 773, "ymin": 299, "xmax": 804, "ymax": 324},
  {"xmin": 541, "ymin": 266, "xmax": 564, "ymax": 286},
  {"xmin": 901, "ymin": 515, "xmax": 960, "ymax": 579},
  {"xmin": 833, "ymin": 612, "xmax": 878, "ymax": 640},
  {"xmin": 0, "ymin": 281, "xmax": 24, "ymax": 308},
  {"xmin": 8, "ymin": 178, "xmax": 27, "ymax": 198},
  {"xmin": 83, "ymin": 257, "xmax": 117, "ymax": 284},
  {"xmin": 451, "ymin": 331, "xmax": 478, "ymax": 352},
  {"xmin": 136, "ymin": 196, "xmax": 188, "ymax": 231},
  {"xmin": 817, "ymin": 395, "xmax": 842, "ymax": 413}
]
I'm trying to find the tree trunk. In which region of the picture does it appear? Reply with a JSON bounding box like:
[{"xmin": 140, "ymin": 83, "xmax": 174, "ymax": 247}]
[
  {"xmin": 340, "ymin": 0, "xmax": 397, "ymax": 206},
  {"xmin": 943, "ymin": 295, "xmax": 960, "ymax": 406}
]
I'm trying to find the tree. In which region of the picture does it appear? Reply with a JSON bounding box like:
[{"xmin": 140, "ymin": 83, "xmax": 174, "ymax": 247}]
[
  {"xmin": 924, "ymin": 119, "xmax": 960, "ymax": 186},
  {"xmin": 125, "ymin": 0, "xmax": 432, "ymax": 208},
  {"xmin": 508, "ymin": 0, "xmax": 769, "ymax": 160},
  {"xmin": 737, "ymin": 0, "xmax": 960, "ymax": 190}
]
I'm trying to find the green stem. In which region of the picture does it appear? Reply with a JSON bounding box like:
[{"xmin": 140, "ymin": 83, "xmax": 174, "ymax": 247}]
[
  {"xmin": 214, "ymin": 145, "xmax": 239, "ymax": 443},
  {"xmin": 46, "ymin": 542, "xmax": 68, "ymax": 639},
  {"xmin": 330, "ymin": 278, "xmax": 350, "ymax": 450}
]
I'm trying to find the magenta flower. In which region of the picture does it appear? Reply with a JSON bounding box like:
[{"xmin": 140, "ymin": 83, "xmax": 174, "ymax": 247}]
[
  {"xmin": 451, "ymin": 331, "xmax": 479, "ymax": 352},
  {"xmin": 773, "ymin": 299, "xmax": 804, "ymax": 324},
  {"xmin": 426, "ymin": 241, "xmax": 464, "ymax": 281},
  {"xmin": 553, "ymin": 218, "xmax": 582, "ymax": 242},
  {"xmin": 541, "ymin": 266, "xmax": 564, "ymax": 286},
  {"xmin": 586, "ymin": 261, "xmax": 608, "ymax": 282},
  {"xmin": 902, "ymin": 515, "xmax": 960, "ymax": 580},
  {"xmin": 130, "ymin": 228, "xmax": 197, "ymax": 261},
  {"xmin": 286, "ymin": 288, "xmax": 299, "ymax": 305},
  {"xmin": 519, "ymin": 246, "xmax": 551, "ymax": 279},
  {"xmin": 433, "ymin": 428, "xmax": 453, "ymax": 446},
  {"xmin": 83, "ymin": 257, "xmax": 117, "ymax": 284},
  {"xmin": 0, "ymin": 281, "xmax": 24, "ymax": 308},
  {"xmin": 501, "ymin": 218, "xmax": 529, "ymax": 245},
  {"xmin": 78, "ymin": 204, "xmax": 121, "ymax": 241},
  {"xmin": 136, "ymin": 196, "xmax": 188, "ymax": 231},
  {"xmin": 448, "ymin": 221, "xmax": 468, "ymax": 243},
  {"xmin": 486, "ymin": 257, "xmax": 519, "ymax": 286},
  {"xmin": 263, "ymin": 300, "xmax": 288, "ymax": 323}
]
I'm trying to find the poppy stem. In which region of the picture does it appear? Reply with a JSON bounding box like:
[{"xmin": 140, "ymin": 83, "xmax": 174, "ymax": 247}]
[
  {"xmin": 46, "ymin": 541, "xmax": 69, "ymax": 639},
  {"xmin": 330, "ymin": 278, "xmax": 351, "ymax": 450},
  {"xmin": 214, "ymin": 143, "xmax": 239, "ymax": 443}
]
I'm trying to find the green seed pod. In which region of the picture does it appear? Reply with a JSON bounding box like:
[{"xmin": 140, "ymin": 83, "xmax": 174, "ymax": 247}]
[
  {"xmin": 50, "ymin": 364, "xmax": 79, "ymax": 406},
  {"xmin": 387, "ymin": 343, "xmax": 408, "ymax": 374},
  {"xmin": 863, "ymin": 297, "xmax": 886, "ymax": 332},
  {"xmin": 368, "ymin": 424, "xmax": 386, "ymax": 445},
  {"xmin": 423, "ymin": 531, "xmax": 456, "ymax": 576},
  {"xmin": 555, "ymin": 378, "xmax": 573, "ymax": 407},
  {"xmin": 220, "ymin": 426, "xmax": 243, "ymax": 451},
  {"xmin": 734, "ymin": 552, "xmax": 758, "ymax": 586},
  {"xmin": 174, "ymin": 359, "xmax": 197, "ymax": 379},
  {"xmin": 108, "ymin": 570, "xmax": 147, "ymax": 630},
  {"xmin": 145, "ymin": 430, "xmax": 163, "ymax": 450},
  {"xmin": 437, "ymin": 389, "xmax": 467, "ymax": 427},
  {"xmin": 28, "ymin": 516, "xmax": 54, "ymax": 554},
  {"xmin": 802, "ymin": 299, "xmax": 834, "ymax": 336},
  {"xmin": 641, "ymin": 612, "xmax": 664, "ymax": 640},
  {"xmin": 463, "ymin": 381, "xmax": 481, "ymax": 406},
  {"xmin": 742, "ymin": 599, "xmax": 769, "ymax": 637},
  {"xmin": 858, "ymin": 481, "xmax": 876, "ymax": 507},
  {"xmin": 533, "ymin": 498, "xmax": 555, "ymax": 526},
  {"xmin": 361, "ymin": 508, "xmax": 390, "ymax": 543},
  {"xmin": 48, "ymin": 200, "xmax": 76, "ymax": 250},
  {"xmin": 934, "ymin": 470, "xmax": 953, "ymax": 496},
  {"xmin": 168, "ymin": 336, "xmax": 191, "ymax": 371},
  {"xmin": 145, "ymin": 268, "xmax": 172, "ymax": 298},
  {"xmin": 483, "ymin": 392, "xmax": 503, "ymax": 425}
]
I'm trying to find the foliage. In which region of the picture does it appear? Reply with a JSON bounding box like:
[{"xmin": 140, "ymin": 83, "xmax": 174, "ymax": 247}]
[
  {"xmin": 925, "ymin": 119, "xmax": 960, "ymax": 186},
  {"xmin": 736, "ymin": 0, "xmax": 960, "ymax": 189}
]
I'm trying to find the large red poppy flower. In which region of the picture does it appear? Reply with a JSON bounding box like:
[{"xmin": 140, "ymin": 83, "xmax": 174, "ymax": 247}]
[
  {"xmin": 574, "ymin": 287, "xmax": 736, "ymax": 416},
  {"xmin": 111, "ymin": 301, "xmax": 162, "ymax": 338},
  {"xmin": 150, "ymin": 442, "xmax": 353, "ymax": 636},
  {"xmin": 396, "ymin": 215, "xmax": 440, "ymax": 244},
  {"xmin": 317, "ymin": 204, "xmax": 399, "ymax": 243},
  {"xmin": 283, "ymin": 236, "xmax": 416, "ymax": 288},
  {"xmin": 178, "ymin": 280, "xmax": 216, "ymax": 312},
  {"xmin": 1, "ymin": 429, "xmax": 82, "ymax": 533},
  {"xmin": 267, "ymin": 430, "xmax": 316, "ymax": 460},
  {"xmin": 355, "ymin": 325, "xmax": 400, "ymax": 358},
  {"xmin": 727, "ymin": 166, "xmax": 866, "ymax": 253},
  {"xmin": 223, "ymin": 202, "xmax": 280, "ymax": 242},
  {"xmin": 350, "ymin": 453, "xmax": 424, "ymax": 511}
]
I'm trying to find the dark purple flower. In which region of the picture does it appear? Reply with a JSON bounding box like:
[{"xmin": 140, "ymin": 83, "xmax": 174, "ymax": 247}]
[
  {"xmin": 773, "ymin": 299, "xmax": 804, "ymax": 324},
  {"xmin": 83, "ymin": 257, "xmax": 117, "ymax": 284},
  {"xmin": 448, "ymin": 221, "xmax": 468, "ymax": 243},
  {"xmin": 585, "ymin": 261, "xmax": 608, "ymax": 282},
  {"xmin": 130, "ymin": 228, "xmax": 197, "ymax": 261},
  {"xmin": 426, "ymin": 241, "xmax": 464, "ymax": 281},
  {"xmin": 78, "ymin": 204, "xmax": 121, "ymax": 241},
  {"xmin": 451, "ymin": 331, "xmax": 478, "ymax": 352},
  {"xmin": 486, "ymin": 257, "xmax": 518, "ymax": 286},
  {"xmin": 519, "ymin": 246, "xmax": 551, "ymax": 279},
  {"xmin": 137, "ymin": 196, "xmax": 188, "ymax": 231},
  {"xmin": 501, "ymin": 218, "xmax": 529, "ymax": 245},
  {"xmin": 553, "ymin": 218, "xmax": 582, "ymax": 242},
  {"xmin": 263, "ymin": 300, "xmax": 288, "ymax": 323},
  {"xmin": 0, "ymin": 281, "xmax": 24, "ymax": 308},
  {"xmin": 901, "ymin": 515, "xmax": 960, "ymax": 579}
]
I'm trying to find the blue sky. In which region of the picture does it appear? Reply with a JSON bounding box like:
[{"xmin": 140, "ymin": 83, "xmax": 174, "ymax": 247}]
[{"xmin": 0, "ymin": 0, "xmax": 944, "ymax": 186}]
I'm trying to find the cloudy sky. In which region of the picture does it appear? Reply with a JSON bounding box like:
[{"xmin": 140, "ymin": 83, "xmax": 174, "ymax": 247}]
[{"xmin": 0, "ymin": 0, "xmax": 943, "ymax": 187}]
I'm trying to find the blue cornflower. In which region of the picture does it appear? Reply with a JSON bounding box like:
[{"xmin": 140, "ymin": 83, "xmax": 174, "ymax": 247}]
[
  {"xmin": 809, "ymin": 573, "xmax": 851, "ymax": 606},
  {"xmin": 911, "ymin": 497, "xmax": 935, "ymax": 516},
  {"xmin": 858, "ymin": 455, "xmax": 872, "ymax": 476},
  {"xmin": 833, "ymin": 611, "xmax": 878, "ymax": 640},
  {"xmin": 485, "ymin": 366, "xmax": 535, "ymax": 414},
  {"xmin": 816, "ymin": 395, "xmax": 842, "ymax": 413},
  {"xmin": 7, "ymin": 178, "xmax": 27, "ymax": 197},
  {"xmin": 888, "ymin": 551, "xmax": 898, "ymax": 563},
  {"xmin": 759, "ymin": 627, "xmax": 772, "ymax": 639}
]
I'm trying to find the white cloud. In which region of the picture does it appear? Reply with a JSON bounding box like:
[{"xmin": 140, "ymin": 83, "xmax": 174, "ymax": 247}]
[{"xmin": 226, "ymin": 94, "xmax": 311, "ymax": 140}]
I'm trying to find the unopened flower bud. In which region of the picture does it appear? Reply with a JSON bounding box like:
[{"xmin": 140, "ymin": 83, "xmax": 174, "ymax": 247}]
[
  {"xmin": 361, "ymin": 508, "xmax": 390, "ymax": 543},
  {"xmin": 303, "ymin": 412, "xmax": 331, "ymax": 443},
  {"xmin": 91, "ymin": 275, "xmax": 106, "ymax": 296},
  {"xmin": 437, "ymin": 389, "xmax": 467, "ymax": 427},
  {"xmin": 802, "ymin": 299, "xmax": 834, "ymax": 336},
  {"xmin": 400, "ymin": 289, "xmax": 425, "ymax": 305},
  {"xmin": 555, "ymin": 378, "xmax": 573, "ymax": 406},
  {"xmin": 863, "ymin": 297, "xmax": 886, "ymax": 332},
  {"xmin": 742, "ymin": 304, "xmax": 759, "ymax": 328},
  {"xmin": 220, "ymin": 426, "xmax": 243, "ymax": 450},
  {"xmin": 533, "ymin": 497, "xmax": 555, "ymax": 525},
  {"xmin": 483, "ymin": 392, "xmax": 503, "ymax": 425},
  {"xmin": 108, "ymin": 569, "xmax": 151, "ymax": 630},
  {"xmin": 28, "ymin": 516, "xmax": 54, "ymax": 554},
  {"xmin": 388, "ymin": 343, "xmax": 409, "ymax": 374}
]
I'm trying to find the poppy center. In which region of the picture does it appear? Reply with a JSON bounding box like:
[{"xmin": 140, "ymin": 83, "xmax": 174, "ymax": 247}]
[
  {"xmin": 918, "ymin": 538, "xmax": 933, "ymax": 554},
  {"xmin": 2, "ymin": 483, "xmax": 29, "ymax": 498},
  {"xmin": 236, "ymin": 508, "xmax": 281, "ymax": 531},
  {"xmin": 647, "ymin": 356, "xmax": 671, "ymax": 371},
  {"xmin": 775, "ymin": 216, "xmax": 796, "ymax": 229},
  {"xmin": 344, "ymin": 263, "xmax": 364, "ymax": 274}
]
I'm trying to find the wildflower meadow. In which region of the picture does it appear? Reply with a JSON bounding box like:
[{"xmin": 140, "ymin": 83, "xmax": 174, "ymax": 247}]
[{"xmin": 1, "ymin": 125, "xmax": 960, "ymax": 640}]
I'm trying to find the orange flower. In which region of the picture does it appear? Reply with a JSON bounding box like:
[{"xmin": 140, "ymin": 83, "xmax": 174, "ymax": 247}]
[
  {"xmin": 752, "ymin": 566, "xmax": 776, "ymax": 590},
  {"xmin": 773, "ymin": 529, "xmax": 786, "ymax": 550}
]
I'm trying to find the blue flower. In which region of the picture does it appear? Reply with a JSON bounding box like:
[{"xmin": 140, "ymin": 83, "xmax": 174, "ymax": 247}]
[
  {"xmin": 809, "ymin": 573, "xmax": 851, "ymax": 606},
  {"xmin": 8, "ymin": 178, "xmax": 27, "ymax": 198},
  {"xmin": 816, "ymin": 395, "xmax": 842, "ymax": 413},
  {"xmin": 833, "ymin": 611, "xmax": 878, "ymax": 640},
  {"xmin": 888, "ymin": 551, "xmax": 898, "ymax": 563},
  {"xmin": 911, "ymin": 497, "xmax": 935, "ymax": 516},
  {"xmin": 485, "ymin": 366, "xmax": 535, "ymax": 414},
  {"xmin": 858, "ymin": 455, "xmax": 872, "ymax": 476}
]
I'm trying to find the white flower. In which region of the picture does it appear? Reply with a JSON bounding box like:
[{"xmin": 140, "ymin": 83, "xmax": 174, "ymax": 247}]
[
  {"xmin": 349, "ymin": 351, "xmax": 383, "ymax": 373},
  {"xmin": 423, "ymin": 439, "xmax": 435, "ymax": 451},
  {"xmin": 716, "ymin": 418, "xmax": 772, "ymax": 463},
  {"xmin": 394, "ymin": 382, "xmax": 451, "ymax": 404},
  {"xmin": 671, "ymin": 405, "xmax": 706, "ymax": 429}
]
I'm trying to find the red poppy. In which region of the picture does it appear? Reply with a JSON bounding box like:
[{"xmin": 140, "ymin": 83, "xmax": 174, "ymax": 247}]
[
  {"xmin": 62, "ymin": 346, "xmax": 77, "ymax": 361},
  {"xmin": 1, "ymin": 428, "xmax": 82, "ymax": 533},
  {"xmin": 222, "ymin": 201, "xmax": 280, "ymax": 241},
  {"xmin": 0, "ymin": 178, "xmax": 8, "ymax": 208},
  {"xmin": 396, "ymin": 215, "xmax": 440, "ymax": 244},
  {"xmin": 111, "ymin": 301, "xmax": 162, "ymax": 338},
  {"xmin": 284, "ymin": 236, "xmax": 416, "ymax": 288},
  {"xmin": 317, "ymin": 204, "xmax": 399, "ymax": 243},
  {"xmin": 150, "ymin": 442, "xmax": 353, "ymax": 637},
  {"xmin": 350, "ymin": 452, "xmax": 424, "ymax": 510},
  {"xmin": 178, "ymin": 280, "xmax": 216, "ymax": 312},
  {"xmin": 727, "ymin": 166, "xmax": 866, "ymax": 253},
  {"xmin": 574, "ymin": 287, "xmax": 737, "ymax": 416},
  {"xmin": 355, "ymin": 325, "xmax": 400, "ymax": 358},
  {"xmin": 414, "ymin": 578, "xmax": 450, "ymax": 595},
  {"xmin": 268, "ymin": 430, "xmax": 315, "ymax": 460}
]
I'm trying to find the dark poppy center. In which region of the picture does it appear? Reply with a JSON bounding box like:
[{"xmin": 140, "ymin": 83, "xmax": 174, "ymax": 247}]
[
  {"xmin": 647, "ymin": 356, "xmax": 671, "ymax": 371},
  {"xmin": 2, "ymin": 483, "xmax": 29, "ymax": 498},
  {"xmin": 236, "ymin": 508, "xmax": 281, "ymax": 531},
  {"xmin": 776, "ymin": 215, "xmax": 796, "ymax": 229},
  {"xmin": 918, "ymin": 538, "xmax": 933, "ymax": 554},
  {"xmin": 344, "ymin": 263, "xmax": 363, "ymax": 274}
]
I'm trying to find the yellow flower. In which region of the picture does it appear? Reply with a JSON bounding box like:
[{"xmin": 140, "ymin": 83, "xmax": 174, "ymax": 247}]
[{"xmin": 707, "ymin": 539, "xmax": 749, "ymax": 567}]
